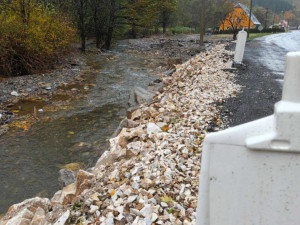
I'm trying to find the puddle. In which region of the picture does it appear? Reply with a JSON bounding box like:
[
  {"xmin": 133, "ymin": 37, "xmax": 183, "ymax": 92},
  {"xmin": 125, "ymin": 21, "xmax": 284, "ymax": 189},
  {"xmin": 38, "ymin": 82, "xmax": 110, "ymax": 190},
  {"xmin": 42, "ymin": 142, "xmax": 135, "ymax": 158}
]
[{"xmin": 7, "ymin": 99, "xmax": 48, "ymax": 116}]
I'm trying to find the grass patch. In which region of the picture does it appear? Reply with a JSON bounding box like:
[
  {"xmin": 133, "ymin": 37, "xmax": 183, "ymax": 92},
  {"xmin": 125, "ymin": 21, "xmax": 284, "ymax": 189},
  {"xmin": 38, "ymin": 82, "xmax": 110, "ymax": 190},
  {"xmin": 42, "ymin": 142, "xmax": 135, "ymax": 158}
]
[
  {"xmin": 213, "ymin": 33, "xmax": 273, "ymax": 41},
  {"xmin": 169, "ymin": 26, "xmax": 198, "ymax": 34},
  {"xmin": 249, "ymin": 33, "xmax": 273, "ymax": 40}
]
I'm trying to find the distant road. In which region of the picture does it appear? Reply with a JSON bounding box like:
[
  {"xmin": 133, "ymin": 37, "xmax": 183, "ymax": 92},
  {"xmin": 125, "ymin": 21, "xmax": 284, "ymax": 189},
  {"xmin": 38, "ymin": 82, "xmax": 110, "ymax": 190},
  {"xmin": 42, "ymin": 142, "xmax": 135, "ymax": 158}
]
[
  {"xmin": 264, "ymin": 30, "xmax": 300, "ymax": 52},
  {"xmin": 221, "ymin": 32, "xmax": 300, "ymax": 126},
  {"xmin": 246, "ymin": 31, "xmax": 300, "ymax": 78}
]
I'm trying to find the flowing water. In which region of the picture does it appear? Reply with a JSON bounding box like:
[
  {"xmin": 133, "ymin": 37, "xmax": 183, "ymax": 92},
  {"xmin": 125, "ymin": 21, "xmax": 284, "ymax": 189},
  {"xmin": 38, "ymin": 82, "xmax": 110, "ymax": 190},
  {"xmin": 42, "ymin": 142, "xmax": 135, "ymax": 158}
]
[{"xmin": 0, "ymin": 41, "xmax": 165, "ymax": 214}]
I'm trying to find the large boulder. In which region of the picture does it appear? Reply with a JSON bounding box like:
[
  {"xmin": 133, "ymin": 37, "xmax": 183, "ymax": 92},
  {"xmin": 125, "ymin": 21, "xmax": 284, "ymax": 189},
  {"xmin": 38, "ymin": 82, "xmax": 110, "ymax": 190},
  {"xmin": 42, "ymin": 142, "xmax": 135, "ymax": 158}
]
[
  {"xmin": 58, "ymin": 169, "xmax": 76, "ymax": 189},
  {"xmin": 134, "ymin": 87, "xmax": 155, "ymax": 105},
  {"xmin": 126, "ymin": 106, "xmax": 140, "ymax": 119},
  {"xmin": 148, "ymin": 83, "xmax": 164, "ymax": 94},
  {"xmin": 111, "ymin": 119, "xmax": 128, "ymax": 138},
  {"xmin": 94, "ymin": 150, "xmax": 117, "ymax": 168},
  {"xmin": 51, "ymin": 183, "xmax": 76, "ymax": 205},
  {"xmin": 52, "ymin": 170, "xmax": 95, "ymax": 205},
  {"xmin": 128, "ymin": 90, "xmax": 137, "ymax": 107},
  {"xmin": 30, "ymin": 207, "xmax": 46, "ymax": 225},
  {"xmin": 75, "ymin": 170, "xmax": 95, "ymax": 196},
  {"xmin": 3, "ymin": 208, "xmax": 33, "ymax": 225},
  {"xmin": 128, "ymin": 87, "xmax": 155, "ymax": 107},
  {"xmin": 0, "ymin": 197, "xmax": 51, "ymax": 225}
]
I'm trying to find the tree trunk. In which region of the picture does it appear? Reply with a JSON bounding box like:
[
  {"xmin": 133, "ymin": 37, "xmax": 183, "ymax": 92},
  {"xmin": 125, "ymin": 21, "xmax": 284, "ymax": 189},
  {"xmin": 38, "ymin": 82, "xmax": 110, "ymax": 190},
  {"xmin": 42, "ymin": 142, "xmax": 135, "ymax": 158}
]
[
  {"xmin": 200, "ymin": 0, "xmax": 205, "ymax": 46},
  {"xmin": 96, "ymin": 33, "xmax": 101, "ymax": 49},
  {"xmin": 155, "ymin": 24, "xmax": 159, "ymax": 34},
  {"xmin": 162, "ymin": 11, "xmax": 167, "ymax": 33},
  {"xmin": 81, "ymin": 33, "xmax": 86, "ymax": 51},
  {"xmin": 77, "ymin": 0, "xmax": 86, "ymax": 52},
  {"xmin": 105, "ymin": 27, "xmax": 113, "ymax": 50},
  {"xmin": 131, "ymin": 23, "xmax": 137, "ymax": 38},
  {"xmin": 105, "ymin": 0, "xmax": 116, "ymax": 50},
  {"xmin": 93, "ymin": 6, "xmax": 100, "ymax": 49},
  {"xmin": 233, "ymin": 31, "xmax": 237, "ymax": 40}
]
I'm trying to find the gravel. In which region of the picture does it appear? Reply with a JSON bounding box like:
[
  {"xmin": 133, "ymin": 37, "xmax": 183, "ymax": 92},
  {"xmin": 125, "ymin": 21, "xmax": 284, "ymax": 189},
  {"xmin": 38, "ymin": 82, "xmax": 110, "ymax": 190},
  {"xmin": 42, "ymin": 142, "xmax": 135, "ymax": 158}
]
[{"xmin": 220, "ymin": 41, "xmax": 282, "ymax": 127}]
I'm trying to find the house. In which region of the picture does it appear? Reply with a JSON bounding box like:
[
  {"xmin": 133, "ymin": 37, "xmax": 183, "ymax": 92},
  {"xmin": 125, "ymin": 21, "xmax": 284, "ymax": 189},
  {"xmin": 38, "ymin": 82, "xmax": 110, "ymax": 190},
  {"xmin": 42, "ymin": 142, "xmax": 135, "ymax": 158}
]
[
  {"xmin": 271, "ymin": 20, "xmax": 289, "ymax": 31},
  {"xmin": 220, "ymin": 3, "xmax": 261, "ymax": 31}
]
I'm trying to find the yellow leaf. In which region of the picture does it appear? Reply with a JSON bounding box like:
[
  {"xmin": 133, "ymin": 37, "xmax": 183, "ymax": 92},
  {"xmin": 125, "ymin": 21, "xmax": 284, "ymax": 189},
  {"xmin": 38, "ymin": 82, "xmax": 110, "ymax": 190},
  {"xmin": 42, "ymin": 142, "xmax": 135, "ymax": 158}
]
[
  {"xmin": 9, "ymin": 121, "xmax": 31, "ymax": 131},
  {"xmin": 161, "ymin": 125, "xmax": 170, "ymax": 132},
  {"xmin": 110, "ymin": 190, "xmax": 116, "ymax": 197},
  {"xmin": 161, "ymin": 195, "xmax": 173, "ymax": 203},
  {"xmin": 61, "ymin": 162, "xmax": 83, "ymax": 171},
  {"xmin": 68, "ymin": 131, "xmax": 75, "ymax": 135}
]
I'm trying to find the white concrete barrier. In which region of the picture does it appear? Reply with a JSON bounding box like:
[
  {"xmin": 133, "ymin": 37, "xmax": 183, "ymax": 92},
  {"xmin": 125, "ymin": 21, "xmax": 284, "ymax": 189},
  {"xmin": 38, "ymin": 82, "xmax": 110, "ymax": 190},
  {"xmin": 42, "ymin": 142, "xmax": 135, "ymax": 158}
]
[
  {"xmin": 234, "ymin": 29, "xmax": 247, "ymax": 65},
  {"xmin": 196, "ymin": 51, "xmax": 300, "ymax": 225}
]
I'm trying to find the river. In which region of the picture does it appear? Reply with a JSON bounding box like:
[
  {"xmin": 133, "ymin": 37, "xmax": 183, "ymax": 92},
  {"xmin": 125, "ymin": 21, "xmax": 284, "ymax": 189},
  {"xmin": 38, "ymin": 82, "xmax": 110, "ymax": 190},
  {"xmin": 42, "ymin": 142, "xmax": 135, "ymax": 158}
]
[{"xmin": 0, "ymin": 41, "xmax": 165, "ymax": 214}]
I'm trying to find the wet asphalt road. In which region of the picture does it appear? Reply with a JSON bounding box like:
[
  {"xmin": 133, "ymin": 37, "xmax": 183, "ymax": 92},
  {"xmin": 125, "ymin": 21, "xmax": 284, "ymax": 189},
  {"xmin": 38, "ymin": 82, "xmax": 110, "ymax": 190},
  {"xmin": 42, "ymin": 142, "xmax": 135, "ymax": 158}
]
[
  {"xmin": 250, "ymin": 30, "xmax": 300, "ymax": 78},
  {"xmin": 223, "ymin": 31, "xmax": 300, "ymax": 127}
]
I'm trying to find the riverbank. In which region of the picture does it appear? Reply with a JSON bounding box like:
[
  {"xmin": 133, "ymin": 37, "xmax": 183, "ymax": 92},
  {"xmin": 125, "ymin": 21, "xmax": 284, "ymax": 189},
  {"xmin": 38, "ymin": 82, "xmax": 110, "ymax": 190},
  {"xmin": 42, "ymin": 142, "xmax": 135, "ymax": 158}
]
[
  {"xmin": 0, "ymin": 34, "xmax": 226, "ymax": 136},
  {"xmin": 0, "ymin": 53, "xmax": 89, "ymax": 134},
  {"xmin": 0, "ymin": 43, "xmax": 241, "ymax": 225},
  {"xmin": 128, "ymin": 34, "xmax": 231, "ymax": 63}
]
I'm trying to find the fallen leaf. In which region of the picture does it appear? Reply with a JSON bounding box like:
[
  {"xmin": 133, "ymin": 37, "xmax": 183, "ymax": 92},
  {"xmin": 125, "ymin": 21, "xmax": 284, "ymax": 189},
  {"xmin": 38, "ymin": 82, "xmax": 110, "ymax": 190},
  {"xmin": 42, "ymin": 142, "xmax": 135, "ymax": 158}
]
[
  {"xmin": 110, "ymin": 190, "xmax": 116, "ymax": 197},
  {"xmin": 161, "ymin": 125, "xmax": 170, "ymax": 132},
  {"xmin": 161, "ymin": 195, "xmax": 174, "ymax": 203}
]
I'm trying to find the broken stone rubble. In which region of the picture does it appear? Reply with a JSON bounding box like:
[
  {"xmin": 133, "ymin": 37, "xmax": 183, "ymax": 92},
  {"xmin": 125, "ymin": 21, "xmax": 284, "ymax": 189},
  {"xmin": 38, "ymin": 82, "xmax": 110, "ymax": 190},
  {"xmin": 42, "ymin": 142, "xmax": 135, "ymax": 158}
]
[{"xmin": 0, "ymin": 43, "xmax": 241, "ymax": 225}]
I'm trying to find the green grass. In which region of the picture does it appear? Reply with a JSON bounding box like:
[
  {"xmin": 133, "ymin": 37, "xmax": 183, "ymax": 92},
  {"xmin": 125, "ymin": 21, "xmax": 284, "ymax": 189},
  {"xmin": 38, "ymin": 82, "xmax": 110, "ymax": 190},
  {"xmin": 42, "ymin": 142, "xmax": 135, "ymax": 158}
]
[
  {"xmin": 249, "ymin": 33, "xmax": 273, "ymax": 40},
  {"xmin": 168, "ymin": 26, "xmax": 198, "ymax": 34}
]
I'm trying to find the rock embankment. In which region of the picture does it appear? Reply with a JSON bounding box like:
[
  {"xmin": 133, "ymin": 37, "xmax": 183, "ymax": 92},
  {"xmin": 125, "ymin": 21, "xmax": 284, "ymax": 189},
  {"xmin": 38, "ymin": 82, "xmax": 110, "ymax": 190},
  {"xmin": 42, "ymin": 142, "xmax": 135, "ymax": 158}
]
[{"xmin": 0, "ymin": 44, "xmax": 240, "ymax": 225}]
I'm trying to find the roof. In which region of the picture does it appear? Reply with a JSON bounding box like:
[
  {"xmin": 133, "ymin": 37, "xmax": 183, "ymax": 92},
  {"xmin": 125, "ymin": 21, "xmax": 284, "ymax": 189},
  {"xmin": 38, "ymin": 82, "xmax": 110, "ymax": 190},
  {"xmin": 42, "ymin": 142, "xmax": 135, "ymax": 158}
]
[{"xmin": 235, "ymin": 3, "xmax": 261, "ymax": 25}]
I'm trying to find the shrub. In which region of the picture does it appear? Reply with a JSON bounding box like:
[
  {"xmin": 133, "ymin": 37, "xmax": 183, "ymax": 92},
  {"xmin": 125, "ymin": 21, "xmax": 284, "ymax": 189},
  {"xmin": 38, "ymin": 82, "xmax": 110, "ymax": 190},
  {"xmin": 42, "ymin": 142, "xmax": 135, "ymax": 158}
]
[{"xmin": 0, "ymin": 0, "xmax": 77, "ymax": 76}]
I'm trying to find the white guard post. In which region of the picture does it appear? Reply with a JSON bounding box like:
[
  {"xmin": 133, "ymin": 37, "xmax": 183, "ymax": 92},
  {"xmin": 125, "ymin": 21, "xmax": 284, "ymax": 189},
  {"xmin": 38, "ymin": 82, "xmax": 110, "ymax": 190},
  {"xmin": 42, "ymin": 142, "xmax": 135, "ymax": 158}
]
[
  {"xmin": 233, "ymin": 29, "xmax": 247, "ymax": 65},
  {"xmin": 196, "ymin": 51, "xmax": 300, "ymax": 225}
]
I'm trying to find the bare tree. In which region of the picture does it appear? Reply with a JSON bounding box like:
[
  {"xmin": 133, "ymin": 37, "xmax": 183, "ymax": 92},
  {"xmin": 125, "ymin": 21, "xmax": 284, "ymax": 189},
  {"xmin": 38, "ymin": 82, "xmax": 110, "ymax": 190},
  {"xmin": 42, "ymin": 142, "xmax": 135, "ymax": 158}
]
[
  {"xmin": 73, "ymin": 0, "xmax": 89, "ymax": 52},
  {"xmin": 200, "ymin": 0, "xmax": 205, "ymax": 46},
  {"xmin": 105, "ymin": 0, "xmax": 116, "ymax": 50}
]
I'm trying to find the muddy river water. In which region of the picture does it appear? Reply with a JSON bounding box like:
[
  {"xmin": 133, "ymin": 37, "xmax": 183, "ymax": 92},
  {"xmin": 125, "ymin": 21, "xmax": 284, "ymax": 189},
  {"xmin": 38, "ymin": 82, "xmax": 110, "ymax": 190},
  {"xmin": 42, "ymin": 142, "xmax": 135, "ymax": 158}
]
[{"xmin": 0, "ymin": 41, "xmax": 165, "ymax": 213}]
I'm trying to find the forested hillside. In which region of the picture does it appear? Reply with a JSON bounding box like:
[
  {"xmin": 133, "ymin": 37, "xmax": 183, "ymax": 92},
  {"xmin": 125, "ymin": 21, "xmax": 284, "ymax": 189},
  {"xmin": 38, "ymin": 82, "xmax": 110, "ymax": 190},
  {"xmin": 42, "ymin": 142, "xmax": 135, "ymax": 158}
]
[
  {"xmin": 175, "ymin": 0, "xmax": 300, "ymax": 30},
  {"xmin": 0, "ymin": 0, "xmax": 299, "ymax": 77}
]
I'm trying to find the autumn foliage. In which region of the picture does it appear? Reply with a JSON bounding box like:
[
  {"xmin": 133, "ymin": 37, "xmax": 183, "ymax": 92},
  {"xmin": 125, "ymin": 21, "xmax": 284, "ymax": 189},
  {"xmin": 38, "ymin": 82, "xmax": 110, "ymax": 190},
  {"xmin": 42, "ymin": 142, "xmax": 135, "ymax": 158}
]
[{"xmin": 0, "ymin": 0, "xmax": 76, "ymax": 76}]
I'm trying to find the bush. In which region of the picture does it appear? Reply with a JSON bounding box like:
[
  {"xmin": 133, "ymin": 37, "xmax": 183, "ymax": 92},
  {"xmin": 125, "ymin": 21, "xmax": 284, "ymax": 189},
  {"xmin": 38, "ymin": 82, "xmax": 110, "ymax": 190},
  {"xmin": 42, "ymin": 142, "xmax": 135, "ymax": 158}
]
[{"xmin": 0, "ymin": 0, "xmax": 76, "ymax": 76}]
